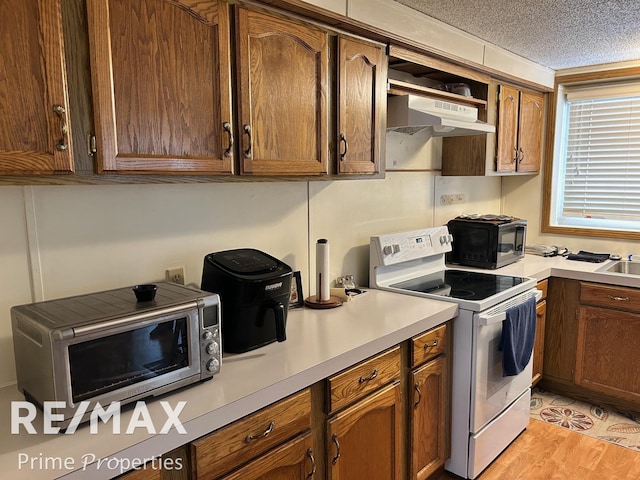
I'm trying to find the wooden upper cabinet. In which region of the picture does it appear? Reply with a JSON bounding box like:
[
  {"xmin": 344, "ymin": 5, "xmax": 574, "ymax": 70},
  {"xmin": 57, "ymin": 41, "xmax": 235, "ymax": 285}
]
[
  {"xmin": 495, "ymin": 84, "xmax": 520, "ymax": 172},
  {"xmin": 235, "ymin": 7, "xmax": 329, "ymax": 175},
  {"xmin": 496, "ymin": 84, "xmax": 544, "ymax": 173},
  {"xmin": 517, "ymin": 90, "xmax": 544, "ymax": 172},
  {"xmin": 0, "ymin": 0, "xmax": 74, "ymax": 175},
  {"xmin": 87, "ymin": 0, "xmax": 234, "ymax": 174},
  {"xmin": 337, "ymin": 36, "xmax": 385, "ymax": 175}
]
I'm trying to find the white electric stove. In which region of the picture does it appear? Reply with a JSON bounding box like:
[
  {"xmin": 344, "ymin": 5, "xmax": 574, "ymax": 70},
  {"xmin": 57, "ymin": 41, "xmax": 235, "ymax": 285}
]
[{"xmin": 370, "ymin": 226, "xmax": 540, "ymax": 479}]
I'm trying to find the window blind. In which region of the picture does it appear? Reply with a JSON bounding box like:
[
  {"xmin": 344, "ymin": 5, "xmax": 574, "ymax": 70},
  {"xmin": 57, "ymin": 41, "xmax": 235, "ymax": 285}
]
[{"xmin": 561, "ymin": 93, "xmax": 640, "ymax": 224}]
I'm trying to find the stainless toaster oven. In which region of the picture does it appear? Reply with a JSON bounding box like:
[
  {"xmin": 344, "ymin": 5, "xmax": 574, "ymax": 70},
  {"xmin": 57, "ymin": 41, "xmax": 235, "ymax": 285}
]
[{"xmin": 11, "ymin": 282, "xmax": 221, "ymax": 427}]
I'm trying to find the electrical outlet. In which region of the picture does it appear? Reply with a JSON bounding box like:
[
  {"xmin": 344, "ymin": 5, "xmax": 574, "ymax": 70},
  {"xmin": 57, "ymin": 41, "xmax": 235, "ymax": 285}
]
[
  {"xmin": 440, "ymin": 193, "xmax": 466, "ymax": 205},
  {"xmin": 166, "ymin": 266, "xmax": 185, "ymax": 285}
]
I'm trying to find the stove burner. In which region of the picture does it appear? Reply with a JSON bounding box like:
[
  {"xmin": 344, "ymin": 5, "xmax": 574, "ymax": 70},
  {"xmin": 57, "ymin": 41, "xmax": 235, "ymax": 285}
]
[
  {"xmin": 390, "ymin": 269, "xmax": 526, "ymax": 301},
  {"xmin": 448, "ymin": 289, "xmax": 475, "ymax": 299}
]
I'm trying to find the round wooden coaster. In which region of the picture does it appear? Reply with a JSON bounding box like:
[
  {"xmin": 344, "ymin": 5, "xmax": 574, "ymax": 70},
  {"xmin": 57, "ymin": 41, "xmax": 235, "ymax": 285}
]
[{"xmin": 304, "ymin": 295, "xmax": 343, "ymax": 309}]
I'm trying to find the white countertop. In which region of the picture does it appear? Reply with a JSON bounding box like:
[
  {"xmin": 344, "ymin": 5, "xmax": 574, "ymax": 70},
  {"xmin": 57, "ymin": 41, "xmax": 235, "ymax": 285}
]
[
  {"xmin": 490, "ymin": 254, "xmax": 640, "ymax": 288},
  {"xmin": 0, "ymin": 289, "xmax": 457, "ymax": 480}
]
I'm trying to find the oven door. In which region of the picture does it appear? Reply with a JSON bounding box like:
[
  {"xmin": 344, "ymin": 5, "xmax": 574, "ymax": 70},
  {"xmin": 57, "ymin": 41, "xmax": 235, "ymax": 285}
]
[
  {"xmin": 495, "ymin": 222, "xmax": 526, "ymax": 268},
  {"xmin": 469, "ymin": 289, "xmax": 540, "ymax": 433},
  {"xmin": 53, "ymin": 305, "xmax": 202, "ymax": 422}
]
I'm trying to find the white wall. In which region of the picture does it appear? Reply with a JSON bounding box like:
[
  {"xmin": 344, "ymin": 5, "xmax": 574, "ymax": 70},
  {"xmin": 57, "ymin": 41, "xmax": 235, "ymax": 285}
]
[{"xmin": 0, "ymin": 133, "xmax": 503, "ymax": 387}]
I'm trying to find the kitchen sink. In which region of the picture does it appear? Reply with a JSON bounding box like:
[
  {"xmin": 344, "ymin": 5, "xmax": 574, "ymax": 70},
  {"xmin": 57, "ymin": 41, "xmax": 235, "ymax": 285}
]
[{"xmin": 598, "ymin": 260, "xmax": 640, "ymax": 275}]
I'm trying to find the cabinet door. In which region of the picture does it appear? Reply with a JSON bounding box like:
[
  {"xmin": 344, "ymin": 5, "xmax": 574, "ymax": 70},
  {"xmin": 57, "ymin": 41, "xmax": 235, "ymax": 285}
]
[
  {"xmin": 495, "ymin": 84, "xmax": 519, "ymax": 172},
  {"xmin": 236, "ymin": 7, "xmax": 329, "ymax": 175},
  {"xmin": 327, "ymin": 382, "xmax": 402, "ymax": 480},
  {"xmin": 410, "ymin": 356, "xmax": 448, "ymax": 480},
  {"xmin": 0, "ymin": 0, "xmax": 74, "ymax": 174},
  {"xmin": 575, "ymin": 305, "xmax": 640, "ymax": 403},
  {"xmin": 517, "ymin": 91, "xmax": 544, "ymax": 172},
  {"xmin": 219, "ymin": 432, "xmax": 316, "ymax": 480},
  {"xmin": 532, "ymin": 299, "xmax": 546, "ymax": 387},
  {"xmin": 87, "ymin": 0, "xmax": 234, "ymax": 174},
  {"xmin": 337, "ymin": 36, "xmax": 385, "ymax": 175}
]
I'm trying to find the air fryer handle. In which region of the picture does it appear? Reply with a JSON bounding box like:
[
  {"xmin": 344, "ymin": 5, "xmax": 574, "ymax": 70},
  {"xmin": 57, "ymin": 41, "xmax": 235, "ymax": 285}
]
[{"xmin": 273, "ymin": 302, "xmax": 286, "ymax": 342}]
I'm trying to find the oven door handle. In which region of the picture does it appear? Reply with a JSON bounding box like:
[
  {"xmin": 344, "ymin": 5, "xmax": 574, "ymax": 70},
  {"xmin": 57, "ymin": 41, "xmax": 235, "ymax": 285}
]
[{"xmin": 477, "ymin": 290, "xmax": 542, "ymax": 326}]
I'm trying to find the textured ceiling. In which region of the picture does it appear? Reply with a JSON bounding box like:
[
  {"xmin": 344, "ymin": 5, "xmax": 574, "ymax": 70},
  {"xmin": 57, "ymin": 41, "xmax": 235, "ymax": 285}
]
[{"xmin": 392, "ymin": 0, "xmax": 640, "ymax": 70}]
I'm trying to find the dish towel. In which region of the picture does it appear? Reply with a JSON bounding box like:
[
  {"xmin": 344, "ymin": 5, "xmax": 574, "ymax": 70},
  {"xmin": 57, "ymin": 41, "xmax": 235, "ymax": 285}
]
[
  {"xmin": 498, "ymin": 296, "xmax": 537, "ymax": 376},
  {"xmin": 566, "ymin": 251, "xmax": 610, "ymax": 263}
]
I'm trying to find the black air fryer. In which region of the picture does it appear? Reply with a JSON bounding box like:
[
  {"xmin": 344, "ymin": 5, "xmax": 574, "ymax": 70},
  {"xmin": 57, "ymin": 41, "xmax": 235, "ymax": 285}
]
[{"xmin": 201, "ymin": 249, "xmax": 293, "ymax": 353}]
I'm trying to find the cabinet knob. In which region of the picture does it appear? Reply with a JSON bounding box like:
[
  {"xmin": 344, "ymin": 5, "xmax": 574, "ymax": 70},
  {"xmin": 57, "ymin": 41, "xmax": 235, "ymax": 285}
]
[
  {"xmin": 423, "ymin": 339, "xmax": 438, "ymax": 349},
  {"xmin": 331, "ymin": 434, "xmax": 341, "ymax": 465},
  {"xmin": 244, "ymin": 421, "xmax": 275, "ymax": 443},
  {"xmin": 243, "ymin": 124, "xmax": 252, "ymax": 159},
  {"xmin": 608, "ymin": 295, "xmax": 630, "ymax": 302},
  {"xmin": 339, "ymin": 132, "xmax": 348, "ymax": 161},
  {"xmin": 52, "ymin": 104, "xmax": 68, "ymax": 152},
  {"xmin": 223, "ymin": 122, "xmax": 233, "ymax": 158},
  {"xmin": 306, "ymin": 448, "xmax": 316, "ymax": 479},
  {"xmin": 413, "ymin": 384, "xmax": 422, "ymax": 409},
  {"xmin": 358, "ymin": 368, "xmax": 378, "ymax": 383}
]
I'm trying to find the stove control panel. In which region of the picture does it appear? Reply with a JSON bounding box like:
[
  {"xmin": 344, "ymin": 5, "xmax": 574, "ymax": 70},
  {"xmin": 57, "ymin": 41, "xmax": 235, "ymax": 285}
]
[{"xmin": 370, "ymin": 226, "xmax": 453, "ymax": 267}]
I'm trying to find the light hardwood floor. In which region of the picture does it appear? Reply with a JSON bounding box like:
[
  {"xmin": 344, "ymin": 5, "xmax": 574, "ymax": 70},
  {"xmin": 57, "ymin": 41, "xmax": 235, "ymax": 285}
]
[{"xmin": 433, "ymin": 419, "xmax": 640, "ymax": 480}]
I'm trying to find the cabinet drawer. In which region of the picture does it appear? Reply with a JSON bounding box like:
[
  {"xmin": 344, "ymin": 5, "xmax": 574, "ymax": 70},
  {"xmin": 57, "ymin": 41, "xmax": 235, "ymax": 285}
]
[
  {"xmin": 411, "ymin": 323, "xmax": 448, "ymax": 368},
  {"xmin": 191, "ymin": 388, "xmax": 311, "ymax": 480},
  {"xmin": 580, "ymin": 282, "xmax": 640, "ymax": 312},
  {"xmin": 537, "ymin": 279, "xmax": 548, "ymax": 301},
  {"xmin": 328, "ymin": 346, "xmax": 401, "ymax": 413}
]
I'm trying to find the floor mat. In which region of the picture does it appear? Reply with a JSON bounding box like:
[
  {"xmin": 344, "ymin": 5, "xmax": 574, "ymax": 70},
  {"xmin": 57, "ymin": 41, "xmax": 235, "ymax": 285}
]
[{"xmin": 530, "ymin": 387, "xmax": 640, "ymax": 452}]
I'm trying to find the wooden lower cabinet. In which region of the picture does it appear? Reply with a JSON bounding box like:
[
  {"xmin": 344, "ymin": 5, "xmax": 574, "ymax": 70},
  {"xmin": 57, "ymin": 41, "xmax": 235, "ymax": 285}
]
[
  {"xmin": 542, "ymin": 278, "xmax": 640, "ymax": 412},
  {"xmin": 327, "ymin": 381, "xmax": 402, "ymax": 480},
  {"xmin": 190, "ymin": 388, "xmax": 311, "ymax": 479},
  {"xmin": 532, "ymin": 279, "xmax": 548, "ymax": 387},
  {"xmin": 410, "ymin": 356, "xmax": 447, "ymax": 480},
  {"xmin": 187, "ymin": 326, "xmax": 451, "ymax": 480},
  {"xmin": 219, "ymin": 432, "xmax": 316, "ymax": 480},
  {"xmin": 116, "ymin": 466, "xmax": 162, "ymax": 480},
  {"xmin": 575, "ymin": 283, "xmax": 640, "ymax": 404}
]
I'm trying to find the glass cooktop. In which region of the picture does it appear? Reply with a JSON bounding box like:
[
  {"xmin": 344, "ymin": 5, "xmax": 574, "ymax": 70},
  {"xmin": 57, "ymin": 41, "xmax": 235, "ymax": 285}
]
[{"xmin": 390, "ymin": 269, "xmax": 527, "ymax": 301}]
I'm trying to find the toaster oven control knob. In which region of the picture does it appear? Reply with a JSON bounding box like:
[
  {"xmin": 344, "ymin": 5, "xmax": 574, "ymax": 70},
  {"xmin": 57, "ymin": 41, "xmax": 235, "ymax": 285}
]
[
  {"xmin": 206, "ymin": 341, "xmax": 219, "ymax": 356},
  {"xmin": 383, "ymin": 245, "xmax": 393, "ymax": 255},
  {"xmin": 206, "ymin": 358, "xmax": 220, "ymax": 373},
  {"xmin": 202, "ymin": 331, "xmax": 213, "ymax": 341}
]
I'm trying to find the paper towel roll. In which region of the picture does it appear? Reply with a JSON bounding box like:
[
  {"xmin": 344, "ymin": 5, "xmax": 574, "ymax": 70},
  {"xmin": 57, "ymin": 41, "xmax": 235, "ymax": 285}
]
[{"xmin": 316, "ymin": 239, "xmax": 330, "ymax": 302}]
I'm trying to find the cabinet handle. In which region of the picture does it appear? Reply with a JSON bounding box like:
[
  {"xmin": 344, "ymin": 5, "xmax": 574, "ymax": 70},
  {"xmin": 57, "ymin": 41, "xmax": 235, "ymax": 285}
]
[
  {"xmin": 512, "ymin": 146, "xmax": 518, "ymax": 164},
  {"xmin": 413, "ymin": 384, "xmax": 422, "ymax": 409},
  {"xmin": 518, "ymin": 147, "xmax": 525, "ymax": 164},
  {"xmin": 244, "ymin": 421, "xmax": 275, "ymax": 443},
  {"xmin": 358, "ymin": 368, "xmax": 378, "ymax": 383},
  {"xmin": 243, "ymin": 124, "xmax": 252, "ymax": 159},
  {"xmin": 52, "ymin": 104, "xmax": 68, "ymax": 151},
  {"xmin": 608, "ymin": 295, "xmax": 630, "ymax": 302},
  {"xmin": 223, "ymin": 122, "xmax": 233, "ymax": 158},
  {"xmin": 331, "ymin": 434, "xmax": 341, "ymax": 464},
  {"xmin": 339, "ymin": 132, "xmax": 348, "ymax": 161},
  {"xmin": 306, "ymin": 448, "xmax": 316, "ymax": 479},
  {"xmin": 423, "ymin": 339, "xmax": 438, "ymax": 350}
]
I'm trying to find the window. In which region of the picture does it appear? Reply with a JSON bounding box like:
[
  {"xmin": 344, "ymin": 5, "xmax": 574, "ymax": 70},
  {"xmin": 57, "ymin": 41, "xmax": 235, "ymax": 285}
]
[{"xmin": 544, "ymin": 68, "xmax": 640, "ymax": 239}]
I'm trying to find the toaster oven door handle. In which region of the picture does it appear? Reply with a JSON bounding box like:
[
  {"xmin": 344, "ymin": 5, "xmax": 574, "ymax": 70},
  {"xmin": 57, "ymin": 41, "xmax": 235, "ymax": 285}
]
[
  {"xmin": 72, "ymin": 302, "xmax": 198, "ymax": 337},
  {"xmin": 273, "ymin": 302, "xmax": 286, "ymax": 342}
]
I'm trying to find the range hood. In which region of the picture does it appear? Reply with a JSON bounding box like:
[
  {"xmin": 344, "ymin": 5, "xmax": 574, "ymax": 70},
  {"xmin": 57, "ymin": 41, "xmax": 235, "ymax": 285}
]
[{"xmin": 387, "ymin": 95, "xmax": 495, "ymax": 136}]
